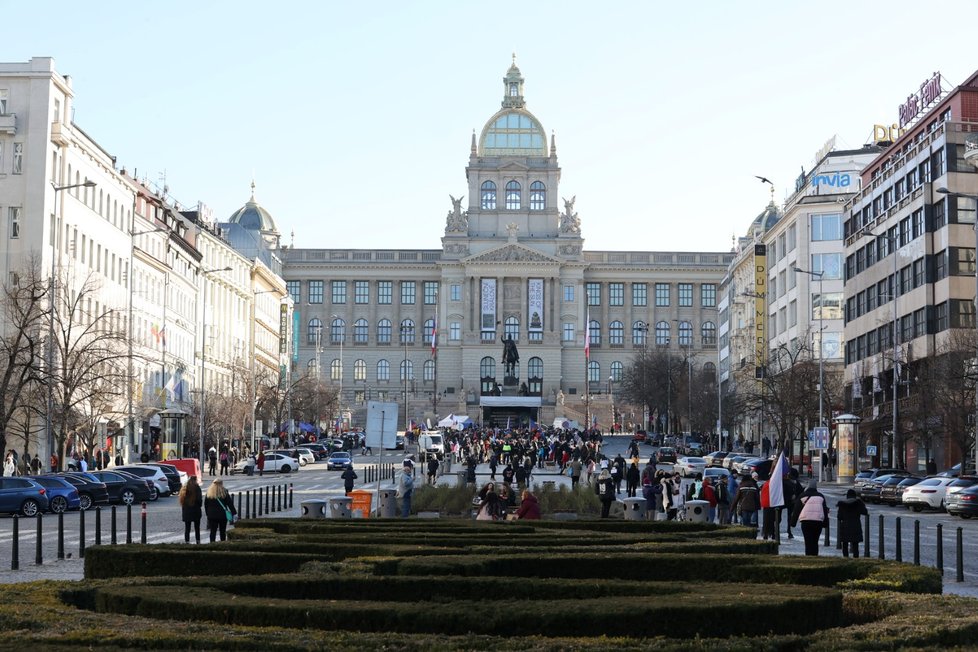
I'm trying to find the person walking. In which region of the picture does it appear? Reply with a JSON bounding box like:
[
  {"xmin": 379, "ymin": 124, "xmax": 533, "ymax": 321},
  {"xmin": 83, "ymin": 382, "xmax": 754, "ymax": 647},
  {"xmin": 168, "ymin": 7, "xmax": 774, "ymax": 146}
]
[
  {"xmin": 396, "ymin": 460, "xmax": 415, "ymax": 518},
  {"xmin": 791, "ymin": 480, "xmax": 829, "ymax": 556},
  {"xmin": 203, "ymin": 478, "xmax": 236, "ymax": 543},
  {"xmin": 179, "ymin": 476, "xmax": 203, "ymax": 544},
  {"xmin": 341, "ymin": 463, "xmax": 358, "ymax": 495},
  {"xmin": 625, "ymin": 462, "xmax": 640, "ymax": 498},
  {"xmin": 219, "ymin": 449, "xmax": 230, "ymax": 476},
  {"xmin": 595, "ymin": 467, "xmax": 616, "ymax": 518},
  {"xmin": 715, "ymin": 472, "xmax": 731, "ymax": 524},
  {"xmin": 426, "ymin": 456, "xmax": 439, "ymax": 485},
  {"xmin": 731, "ymin": 473, "xmax": 760, "ymax": 532},
  {"xmin": 836, "ymin": 489, "xmax": 868, "ymax": 558},
  {"xmin": 257, "ymin": 450, "xmax": 265, "ymax": 477},
  {"xmin": 207, "ymin": 447, "xmax": 218, "ymax": 476}
]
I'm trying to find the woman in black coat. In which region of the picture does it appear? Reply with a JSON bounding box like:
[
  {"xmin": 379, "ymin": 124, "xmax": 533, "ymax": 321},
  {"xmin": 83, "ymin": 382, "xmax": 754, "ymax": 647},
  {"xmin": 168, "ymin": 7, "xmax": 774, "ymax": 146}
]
[
  {"xmin": 203, "ymin": 479, "xmax": 237, "ymax": 543},
  {"xmin": 836, "ymin": 489, "xmax": 868, "ymax": 558},
  {"xmin": 179, "ymin": 476, "xmax": 203, "ymax": 544}
]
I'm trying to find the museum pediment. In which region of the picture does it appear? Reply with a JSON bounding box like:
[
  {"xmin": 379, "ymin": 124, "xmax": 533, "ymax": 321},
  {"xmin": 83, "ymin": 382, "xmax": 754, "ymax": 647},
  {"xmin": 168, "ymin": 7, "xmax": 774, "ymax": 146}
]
[{"xmin": 463, "ymin": 243, "xmax": 560, "ymax": 264}]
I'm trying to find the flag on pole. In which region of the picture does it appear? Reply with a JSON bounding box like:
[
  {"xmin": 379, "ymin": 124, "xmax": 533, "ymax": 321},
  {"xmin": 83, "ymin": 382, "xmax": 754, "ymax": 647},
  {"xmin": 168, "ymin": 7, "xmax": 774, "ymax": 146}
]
[
  {"xmin": 431, "ymin": 307, "xmax": 438, "ymax": 357},
  {"xmin": 584, "ymin": 306, "xmax": 591, "ymax": 360},
  {"xmin": 506, "ymin": 416, "xmax": 511, "ymax": 430},
  {"xmin": 760, "ymin": 450, "xmax": 790, "ymax": 508}
]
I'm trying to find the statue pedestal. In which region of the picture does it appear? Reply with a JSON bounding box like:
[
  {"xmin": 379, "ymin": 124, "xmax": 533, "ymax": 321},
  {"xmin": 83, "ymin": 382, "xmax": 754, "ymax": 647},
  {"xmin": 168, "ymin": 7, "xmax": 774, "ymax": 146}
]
[{"xmin": 503, "ymin": 375, "xmax": 518, "ymax": 387}]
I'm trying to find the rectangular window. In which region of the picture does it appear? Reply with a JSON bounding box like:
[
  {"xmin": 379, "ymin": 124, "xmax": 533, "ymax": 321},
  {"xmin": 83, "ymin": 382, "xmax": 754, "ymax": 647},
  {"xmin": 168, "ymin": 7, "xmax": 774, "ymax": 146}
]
[
  {"xmin": 787, "ymin": 224, "xmax": 797, "ymax": 251},
  {"xmin": 951, "ymin": 247, "xmax": 977, "ymax": 276},
  {"xmin": 701, "ymin": 283, "xmax": 717, "ymax": 307},
  {"xmin": 936, "ymin": 301, "xmax": 949, "ymax": 331},
  {"xmin": 914, "ymin": 308, "xmax": 926, "ymax": 338},
  {"xmin": 563, "ymin": 285, "xmax": 574, "ymax": 302},
  {"xmin": 935, "ymin": 249, "xmax": 948, "ymax": 280},
  {"xmin": 423, "ymin": 281, "xmax": 438, "ymax": 304},
  {"xmin": 609, "ymin": 282, "xmax": 624, "ymax": 306},
  {"xmin": 789, "ymin": 299, "xmax": 797, "ymax": 327},
  {"xmin": 811, "ymin": 213, "xmax": 842, "ymax": 241},
  {"xmin": 933, "ymin": 199, "xmax": 947, "ymax": 229},
  {"xmin": 900, "ymin": 265, "xmax": 912, "ymax": 294},
  {"xmin": 401, "ymin": 281, "xmax": 416, "ymax": 305},
  {"xmin": 354, "ymin": 281, "xmax": 369, "ymax": 304},
  {"xmin": 912, "ymin": 258, "xmax": 925, "ymax": 288},
  {"xmin": 11, "ymin": 143, "xmax": 22, "ymax": 175},
  {"xmin": 811, "ymin": 253, "xmax": 842, "ymax": 280},
  {"xmin": 378, "ymin": 281, "xmax": 393, "ymax": 305},
  {"xmin": 8, "ymin": 207, "xmax": 20, "ymax": 239},
  {"xmin": 0, "ymin": 90, "xmax": 6, "ymax": 114},
  {"xmin": 331, "ymin": 280, "xmax": 346, "ymax": 304},
  {"xmin": 286, "ymin": 280, "xmax": 300, "ymax": 304},
  {"xmin": 813, "ymin": 292, "xmax": 843, "ymax": 320},
  {"xmin": 308, "ymin": 280, "xmax": 324, "ymax": 304},
  {"xmin": 678, "ymin": 283, "xmax": 693, "ymax": 307},
  {"xmin": 901, "ymin": 314, "xmax": 914, "ymax": 343},
  {"xmin": 632, "ymin": 282, "xmax": 647, "ymax": 306},
  {"xmin": 450, "ymin": 284, "xmax": 461, "ymax": 301},
  {"xmin": 449, "ymin": 321, "xmax": 461, "ymax": 341},
  {"xmin": 954, "ymin": 195, "xmax": 977, "ymax": 225},
  {"xmin": 655, "ymin": 283, "xmax": 670, "ymax": 307},
  {"xmin": 586, "ymin": 282, "xmax": 600, "ymax": 306},
  {"xmin": 562, "ymin": 322, "xmax": 575, "ymax": 342},
  {"xmin": 912, "ymin": 209, "xmax": 924, "ymax": 238},
  {"xmin": 899, "ymin": 217, "xmax": 911, "ymax": 246}
]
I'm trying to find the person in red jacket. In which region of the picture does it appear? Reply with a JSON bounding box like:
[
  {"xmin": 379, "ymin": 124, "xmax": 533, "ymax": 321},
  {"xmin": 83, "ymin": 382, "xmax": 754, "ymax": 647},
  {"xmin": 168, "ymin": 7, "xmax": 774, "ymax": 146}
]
[
  {"xmin": 514, "ymin": 489, "xmax": 541, "ymax": 520},
  {"xmin": 701, "ymin": 477, "xmax": 718, "ymax": 523}
]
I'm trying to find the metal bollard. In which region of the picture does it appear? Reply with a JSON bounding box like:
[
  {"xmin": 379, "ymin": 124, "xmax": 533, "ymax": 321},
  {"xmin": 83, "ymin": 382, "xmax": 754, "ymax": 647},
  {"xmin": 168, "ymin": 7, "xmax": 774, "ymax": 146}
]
[
  {"xmin": 272, "ymin": 486, "xmax": 277, "ymax": 512},
  {"xmin": 258, "ymin": 487, "xmax": 263, "ymax": 517},
  {"xmin": 265, "ymin": 485, "xmax": 270, "ymax": 514},
  {"xmin": 79, "ymin": 506, "xmax": 86, "ymax": 559},
  {"xmin": 278, "ymin": 484, "xmax": 283, "ymax": 512},
  {"xmin": 111, "ymin": 506, "xmax": 117, "ymax": 545},
  {"xmin": 237, "ymin": 492, "xmax": 242, "ymax": 518},
  {"xmin": 11, "ymin": 515, "xmax": 18, "ymax": 571},
  {"xmin": 251, "ymin": 489, "xmax": 256, "ymax": 518},
  {"xmin": 878, "ymin": 514, "xmax": 885, "ymax": 560},
  {"xmin": 824, "ymin": 516, "xmax": 830, "ymax": 547},
  {"xmin": 57, "ymin": 512, "xmax": 64, "ymax": 560},
  {"xmin": 863, "ymin": 512, "xmax": 870, "ymax": 558},
  {"xmin": 35, "ymin": 514, "xmax": 43, "ymax": 566},
  {"xmin": 289, "ymin": 483, "xmax": 293, "ymax": 509},
  {"xmin": 246, "ymin": 490, "xmax": 251, "ymax": 519},
  {"xmin": 936, "ymin": 523, "xmax": 944, "ymax": 575},
  {"xmin": 895, "ymin": 517, "xmax": 902, "ymax": 562},
  {"xmin": 126, "ymin": 504, "xmax": 133, "ymax": 544},
  {"xmin": 957, "ymin": 527, "xmax": 964, "ymax": 582},
  {"xmin": 95, "ymin": 507, "xmax": 102, "ymax": 546},
  {"xmin": 140, "ymin": 502, "xmax": 147, "ymax": 545},
  {"xmin": 913, "ymin": 520, "xmax": 920, "ymax": 565}
]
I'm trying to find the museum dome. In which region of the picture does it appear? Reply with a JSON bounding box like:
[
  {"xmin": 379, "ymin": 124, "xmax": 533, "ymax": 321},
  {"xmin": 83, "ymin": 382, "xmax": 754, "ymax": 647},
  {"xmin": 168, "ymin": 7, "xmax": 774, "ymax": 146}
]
[
  {"xmin": 477, "ymin": 56, "xmax": 548, "ymax": 156},
  {"xmin": 228, "ymin": 181, "xmax": 278, "ymax": 235}
]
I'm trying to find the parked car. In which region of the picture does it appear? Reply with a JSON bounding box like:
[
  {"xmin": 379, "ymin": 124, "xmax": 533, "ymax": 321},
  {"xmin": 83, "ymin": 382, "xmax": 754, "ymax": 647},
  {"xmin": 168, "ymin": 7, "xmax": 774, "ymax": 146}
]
[
  {"xmin": 879, "ymin": 475, "xmax": 922, "ymax": 505},
  {"xmin": 115, "ymin": 465, "xmax": 169, "ymax": 497},
  {"xmin": 946, "ymin": 484, "xmax": 978, "ymax": 518},
  {"xmin": 144, "ymin": 462, "xmax": 186, "ymax": 494},
  {"xmin": 859, "ymin": 473, "xmax": 912, "ymax": 504},
  {"xmin": 0, "ymin": 477, "xmax": 50, "ymax": 516},
  {"xmin": 674, "ymin": 456, "xmax": 707, "ymax": 477},
  {"xmin": 89, "ymin": 470, "xmax": 155, "ymax": 505},
  {"xmin": 656, "ymin": 447, "xmax": 678, "ymax": 464},
  {"xmin": 270, "ymin": 448, "xmax": 316, "ymax": 467},
  {"xmin": 723, "ymin": 455, "xmax": 749, "ymax": 472},
  {"xmin": 304, "ymin": 443, "xmax": 330, "ymax": 460},
  {"xmin": 944, "ymin": 476, "xmax": 978, "ymax": 502},
  {"xmin": 854, "ymin": 468, "xmax": 904, "ymax": 492},
  {"xmin": 741, "ymin": 458, "xmax": 774, "ymax": 481},
  {"xmin": 631, "ymin": 431, "xmax": 649, "ymax": 443},
  {"xmin": 327, "ymin": 451, "xmax": 353, "ymax": 471},
  {"xmin": 234, "ymin": 452, "xmax": 298, "ymax": 474},
  {"xmin": 902, "ymin": 477, "xmax": 957, "ymax": 511},
  {"xmin": 703, "ymin": 451, "xmax": 729, "ymax": 468},
  {"xmin": 58, "ymin": 473, "xmax": 110, "ymax": 510},
  {"xmin": 937, "ymin": 461, "xmax": 978, "ymax": 478},
  {"xmin": 704, "ymin": 467, "xmax": 732, "ymax": 483},
  {"xmin": 27, "ymin": 476, "xmax": 80, "ymax": 513}
]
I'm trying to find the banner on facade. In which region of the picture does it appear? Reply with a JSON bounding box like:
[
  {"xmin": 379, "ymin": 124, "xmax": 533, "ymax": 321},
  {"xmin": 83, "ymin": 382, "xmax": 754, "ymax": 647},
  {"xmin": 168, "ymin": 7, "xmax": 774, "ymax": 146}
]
[
  {"xmin": 527, "ymin": 278, "xmax": 544, "ymax": 332},
  {"xmin": 292, "ymin": 308, "xmax": 300, "ymax": 363},
  {"xmin": 754, "ymin": 244, "xmax": 766, "ymax": 379},
  {"xmin": 481, "ymin": 279, "xmax": 496, "ymax": 331},
  {"xmin": 279, "ymin": 304, "xmax": 289, "ymax": 355}
]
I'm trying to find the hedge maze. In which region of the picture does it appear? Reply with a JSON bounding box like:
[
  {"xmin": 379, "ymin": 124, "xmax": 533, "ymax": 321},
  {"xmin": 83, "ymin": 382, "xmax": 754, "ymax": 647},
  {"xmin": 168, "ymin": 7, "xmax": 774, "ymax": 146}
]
[{"xmin": 5, "ymin": 518, "xmax": 975, "ymax": 649}]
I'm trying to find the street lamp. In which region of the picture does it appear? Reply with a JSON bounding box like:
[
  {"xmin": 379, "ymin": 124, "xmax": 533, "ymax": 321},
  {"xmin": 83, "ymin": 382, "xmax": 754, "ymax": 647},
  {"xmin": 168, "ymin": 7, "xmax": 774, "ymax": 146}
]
[
  {"xmin": 608, "ymin": 375, "xmax": 614, "ymax": 433},
  {"xmin": 636, "ymin": 321, "xmax": 650, "ymax": 431},
  {"xmin": 794, "ymin": 266, "xmax": 827, "ymax": 480},
  {"xmin": 47, "ymin": 180, "xmax": 96, "ymax": 470},
  {"xmin": 331, "ymin": 314, "xmax": 343, "ymax": 418},
  {"xmin": 250, "ymin": 288, "xmax": 285, "ymax": 453},
  {"xmin": 400, "ymin": 323, "xmax": 413, "ymax": 434},
  {"xmin": 198, "ymin": 266, "xmax": 232, "ymax": 468},
  {"xmin": 938, "ymin": 186, "xmax": 978, "ymax": 475}
]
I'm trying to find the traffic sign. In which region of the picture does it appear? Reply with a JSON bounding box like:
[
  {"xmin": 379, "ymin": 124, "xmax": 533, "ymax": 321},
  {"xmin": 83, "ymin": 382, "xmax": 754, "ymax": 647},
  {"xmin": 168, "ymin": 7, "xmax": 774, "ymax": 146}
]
[
  {"xmin": 811, "ymin": 427, "xmax": 830, "ymax": 450},
  {"xmin": 866, "ymin": 445, "xmax": 878, "ymax": 456}
]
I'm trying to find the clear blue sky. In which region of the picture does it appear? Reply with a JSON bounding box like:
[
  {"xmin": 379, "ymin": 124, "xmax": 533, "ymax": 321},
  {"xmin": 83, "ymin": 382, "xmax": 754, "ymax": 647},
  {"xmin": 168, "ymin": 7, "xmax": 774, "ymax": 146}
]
[{"xmin": 6, "ymin": 1, "xmax": 978, "ymax": 252}]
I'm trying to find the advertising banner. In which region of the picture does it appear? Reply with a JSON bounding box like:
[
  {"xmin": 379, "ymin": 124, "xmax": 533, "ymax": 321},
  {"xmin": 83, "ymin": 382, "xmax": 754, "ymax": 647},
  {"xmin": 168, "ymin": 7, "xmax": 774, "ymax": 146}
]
[
  {"xmin": 481, "ymin": 278, "xmax": 496, "ymax": 331},
  {"xmin": 754, "ymin": 244, "xmax": 766, "ymax": 379},
  {"xmin": 527, "ymin": 278, "xmax": 544, "ymax": 332}
]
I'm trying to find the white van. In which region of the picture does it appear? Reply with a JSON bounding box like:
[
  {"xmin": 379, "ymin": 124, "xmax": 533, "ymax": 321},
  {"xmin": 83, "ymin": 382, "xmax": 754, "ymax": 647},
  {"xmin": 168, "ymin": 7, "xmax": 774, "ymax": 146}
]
[{"xmin": 418, "ymin": 432, "xmax": 445, "ymax": 459}]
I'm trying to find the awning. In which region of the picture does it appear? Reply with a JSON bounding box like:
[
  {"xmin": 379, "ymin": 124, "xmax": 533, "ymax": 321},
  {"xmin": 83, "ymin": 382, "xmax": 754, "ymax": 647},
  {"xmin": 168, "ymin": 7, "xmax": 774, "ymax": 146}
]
[{"xmin": 479, "ymin": 397, "xmax": 542, "ymax": 408}]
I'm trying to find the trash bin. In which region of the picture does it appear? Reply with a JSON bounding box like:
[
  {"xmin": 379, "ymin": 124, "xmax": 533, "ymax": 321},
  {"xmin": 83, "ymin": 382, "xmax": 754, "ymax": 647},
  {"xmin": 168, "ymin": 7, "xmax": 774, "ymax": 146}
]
[
  {"xmin": 456, "ymin": 470, "xmax": 467, "ymax": 486},
  {"xmin": 622, "ymin": 497, "xmax": 647, "ymax": 521},
  {"xmin": 442, "ymin": 457, "xmax": 452, "ymax": 474},
  {"xmin": 684, "ymin": 499, "xmax": 710, "ymax": 523},
  {"xmin": 378, "ymin": 488, "xmax": 398, "ymax": 518},
  {"xmin": 300, "ymin": 499, "xmax": 326, "ymax": 519},
  {"xmin": 329, "ymin": 496, "xmax": 353, "ymax": 519},
  {"xmin": 349, "ymin": 490, "xmax": 373, "ymax": 518}
]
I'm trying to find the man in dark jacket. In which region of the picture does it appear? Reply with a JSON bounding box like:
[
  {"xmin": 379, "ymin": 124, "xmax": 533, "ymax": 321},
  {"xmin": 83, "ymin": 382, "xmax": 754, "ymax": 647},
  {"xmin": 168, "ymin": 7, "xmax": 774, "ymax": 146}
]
[
  {"xmin": 341, "ymin": 464, "xmax": 358, "ymax": 495},
  {"xmin": 730, "ymin": 473, "xmax": 760, "ymax": 531},
  {"xmin": 781, "ymin": 469, "xmax": 802, "ymax": 540},
  {"xmin": 836, "ymin": 489, "xmax": 868, "ymax": 557}
]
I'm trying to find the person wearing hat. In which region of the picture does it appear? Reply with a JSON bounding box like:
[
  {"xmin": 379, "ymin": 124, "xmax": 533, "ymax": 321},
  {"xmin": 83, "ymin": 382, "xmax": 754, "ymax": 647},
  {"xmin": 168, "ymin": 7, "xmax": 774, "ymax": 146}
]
[
  {"xmin": 790, "ymin": 479, "xmax": 829, "ymax": 556},
  {"xmin": 836, "ymin": 488, "xmax": 868, "ymax": 558},
  {"xmin": 594, "ymin": 466, "xmax": 616, "ymax": 518},
  {"xmin": 731, "ymin": 472, "xmax": 760, "ymax": 532},
  {"xmin": 396, "ymin": 460, "xmax": 415, "ymax": 518}
]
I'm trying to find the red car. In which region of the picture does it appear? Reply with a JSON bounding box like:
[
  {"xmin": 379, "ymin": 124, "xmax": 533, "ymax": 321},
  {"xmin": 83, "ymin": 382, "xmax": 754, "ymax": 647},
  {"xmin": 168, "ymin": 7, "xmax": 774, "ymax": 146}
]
[{"xmin": 631, "ymin": 431, "xmax": 648, "ymax": 443}]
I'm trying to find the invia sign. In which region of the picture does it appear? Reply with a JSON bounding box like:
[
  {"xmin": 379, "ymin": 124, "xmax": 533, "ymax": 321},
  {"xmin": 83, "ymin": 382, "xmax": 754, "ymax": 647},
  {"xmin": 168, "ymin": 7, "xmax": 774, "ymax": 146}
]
[{"xmin": 812, "ymin": 172, "xmax": 851, "ymax": 188}]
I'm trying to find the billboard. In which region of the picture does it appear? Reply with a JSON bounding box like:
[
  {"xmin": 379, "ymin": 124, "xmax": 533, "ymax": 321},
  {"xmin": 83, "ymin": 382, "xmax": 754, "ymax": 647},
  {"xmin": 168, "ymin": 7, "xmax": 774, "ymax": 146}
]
[{"xmin": 365, "ymin": 401, "xmax": 399, "ymax": 450}]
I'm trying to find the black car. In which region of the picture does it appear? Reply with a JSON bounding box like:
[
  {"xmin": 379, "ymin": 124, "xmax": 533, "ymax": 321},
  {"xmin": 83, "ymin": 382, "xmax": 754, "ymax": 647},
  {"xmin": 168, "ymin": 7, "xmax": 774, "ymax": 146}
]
[
  {"xmin": 144, "ymin": 462, "xmax": 183, "ymax": 495},
  {"xmin": 304, "ymin": 443, "xmax": 330, "ymax": 460},
  {"xmin": 741, "ymin": 458, "xmax": 774, "ymax": 481},
  {"xmin": 859, "ymin": 472, "xmax": 913, "ymax": 504},
  {"xmin": 854, "ymin": 468, "xmax": 904, "ymax": 492},
  {"xmin": 946, "ymin": 484, "xmax": 978, "ymax": 518},
  {"xmin": 59, "ymin": 472, "xmax": 111, "ymax": 510},
  {"xmin": 656, "ymin": 447, "xmax": 678, "ymax": 464},
  {"xmin": 879, "ymin": 475, "xmax": 922, "ymax": 505},
  {"xmin": 90, "ymin": 470, "xmax": 154, "ymax": 505}
]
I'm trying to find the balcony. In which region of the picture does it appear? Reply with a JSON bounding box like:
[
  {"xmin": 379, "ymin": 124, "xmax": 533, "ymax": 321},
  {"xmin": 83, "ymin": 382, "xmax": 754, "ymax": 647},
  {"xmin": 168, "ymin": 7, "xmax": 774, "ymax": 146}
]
[
  {"xmin": 0, "ymin": 113, "xmax": 15, "ymax": 136},
  {"xmin": 50, "ymin": 121, "xmax": 70, "ymax": 146}
]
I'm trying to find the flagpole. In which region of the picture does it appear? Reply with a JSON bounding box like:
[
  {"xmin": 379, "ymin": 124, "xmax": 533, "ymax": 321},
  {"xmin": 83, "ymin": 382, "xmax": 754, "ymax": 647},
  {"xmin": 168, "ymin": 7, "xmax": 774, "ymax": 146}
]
[
  {"xmin": 431, "ymin": 300, "xmax": 438, "ymax": 426},
  {"xmin": 584, "ymin": 305, "xmax": 590, "ymax": 435}
]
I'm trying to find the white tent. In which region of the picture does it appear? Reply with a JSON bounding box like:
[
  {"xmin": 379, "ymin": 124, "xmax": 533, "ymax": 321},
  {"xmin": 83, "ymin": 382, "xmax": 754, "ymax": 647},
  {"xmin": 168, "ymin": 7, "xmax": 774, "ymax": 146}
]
[
  {"xmin": 553, "ymin": 418, "xmax": 580, "ymax": 430},
  {"xmin": 438, "ymin": 414, "xmax": 473, "ymax": 430}
]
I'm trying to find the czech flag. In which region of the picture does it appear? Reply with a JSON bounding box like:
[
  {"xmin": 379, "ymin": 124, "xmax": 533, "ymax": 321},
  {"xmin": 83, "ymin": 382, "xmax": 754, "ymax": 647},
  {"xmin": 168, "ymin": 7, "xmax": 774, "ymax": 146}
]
[
  {"xmin": 760, "ymin": 450, "xmax": 790, "ymax": 508},
  {"xmin": 431, "ymin": 308, "xmax": 438, "ymax": 357},
  {"xmin": 584, "ymin": 306, "xmax": 591, "ymax": 360}
]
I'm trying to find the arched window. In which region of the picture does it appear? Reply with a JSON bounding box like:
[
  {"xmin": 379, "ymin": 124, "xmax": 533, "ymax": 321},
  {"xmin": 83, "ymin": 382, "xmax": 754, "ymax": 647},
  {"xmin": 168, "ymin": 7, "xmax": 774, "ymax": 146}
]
[
  {"xmin": 609, "ymin": 321, "xmax": 624, "ymax": 346},
  {"xmin": 423, "ymin": 318, "xmax": 435, "ymax": 347},
  {"xmin": 679, "ymin": 321, "xmax": 693, "ymax": 347},
  {"xmin": 505, "ymin": 316, "xmax": 519, "ymax": 341},
  {"xmin": 354, "ymin": 359, "xmax": 366, "ymax": 381},
  {"xmin": 377, "ymin": 359, "xmax": 391, "ymax": 381},
  {"xmin": 307, "ymin": 359, "xmax": 316, "ymax": 370},
  {"xmin": 377, "ymin": 319, "xmax": 392, "ymax": 344},
  {"xmin": 505, "ymin": 180, "xmax": 521, "ymax": 210},
  {"xmin": 354, "ymin": 318, "xmax": 368, "ymax": 344},
  {"xmin": 423, "ymin": 359, "xmax": 435, "ymax": 382},
  {"xmin": 399, "ymin": 319, "xmax": 415, "ymax": 344},
  {"xmin": 633, "ymin": 321, "xmax": 648, "ymax": 347},
  {"xmin": 308, "ymin": 317, "xmax": 323, "ymax": 345},
  {"xmin": 480, "ymin": 356, "xmax": 496, "ymax": 378},
  {"xmin": 611, "ymin": 360, "xmax": 624, "ymax": 382},
  {"xmin": 330, "ymin": 318, "xmax": 345, "ymax": 345},
  {"xmin": 701, "ymin": 321, "xmax": 717, "ymax": 346},
  {"xmin": 655, "ymin": 321, "xmax": 670, "ymax": 346},
  {"xmin": 400, "ymin": 359, "xmax": 413, "ymax": 382},
  {"xmin": 703, "ymin": 361, "xmax": 717, "ymax": 377},
  {"xmin": 589, "ymin": 319, "xmax": 601, "ymax": 346},
  {"xmin": 481, "ymin": 181, "xmax": 497, "ymax": 210},
  {"xmin": 529, "ymin": 181, "xmax": 545, "ymax": 210},
  {"xmin": 588, "ymin": 360, "xmax": 600, "ymax": 383},
  {"xmin": 528, "ymin": 357, "xmax": 543, "ymax": 378},
  {"xmin": 330, "ymin": 359, "xmax": 342, "ymax": 381}
]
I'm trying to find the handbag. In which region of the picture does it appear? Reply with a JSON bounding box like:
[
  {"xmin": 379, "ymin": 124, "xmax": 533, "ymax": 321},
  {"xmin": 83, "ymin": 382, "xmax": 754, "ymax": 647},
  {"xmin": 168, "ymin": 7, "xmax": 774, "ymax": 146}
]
[
  {"xmin": 565, "ymin": 466, "xmax": 573, "ymax": 477},
  {"xmin": 218, "ymin": 499, "xmax": 233, "ymax": 523}
]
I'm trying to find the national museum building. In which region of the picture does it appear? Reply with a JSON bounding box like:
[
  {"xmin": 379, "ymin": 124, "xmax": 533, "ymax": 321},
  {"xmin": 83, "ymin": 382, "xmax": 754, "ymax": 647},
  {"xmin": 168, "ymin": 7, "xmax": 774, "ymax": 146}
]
[{"xmin": 278, "ymin": 61, "xmax": 732, "ymax": 429}]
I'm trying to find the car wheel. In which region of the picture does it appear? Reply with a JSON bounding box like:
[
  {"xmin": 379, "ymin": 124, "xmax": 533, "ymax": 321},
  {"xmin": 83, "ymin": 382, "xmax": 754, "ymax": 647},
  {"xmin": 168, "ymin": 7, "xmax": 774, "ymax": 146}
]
[
  {"xmin": 21, "ymin": 499, "xmax": 40, "ymax": 517},
  {"xmin": 961, "ymin": 514, "xmax": 972, "ymax": 519},
  {"xmin": 78, "ymin": 494, "xmax": 93, "ymax": 511},
  {"xmin": 911, "ymin": 504, "xmax": 922, "ymax": 512},
  {"xmin": 281, "ymin": 464, "xmax": 291, "ymax": 473},
  {"xmin": 50, "ymin": 496, "xmax": 68, "ymax": 514},
  {"xmin": 121, "ymin": 489, "xmax": 136, "ymax": 505},
  {"xmin": 149, "ymin": 487, "xmax": 159, "ymax": 502},
  {"xmin": 299, "ymin": 458, "xmax": 307, "ymax": 467}
]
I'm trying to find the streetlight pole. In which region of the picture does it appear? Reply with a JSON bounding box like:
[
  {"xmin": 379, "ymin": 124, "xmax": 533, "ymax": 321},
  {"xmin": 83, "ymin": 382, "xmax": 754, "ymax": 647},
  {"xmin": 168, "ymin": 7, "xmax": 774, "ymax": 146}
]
[
  {"xmin": 608, "ymin": 375, "xmax": 614, "ymax": 433},
  {"xmin": 331, "ymin": 315, "xmax": 343, "ymax": 421},
  {"xmin": 401, "ymin": 323, "xmax": 412, "ymax": 434},
  {"xmin": 794, "ymin": 266, "xmax": 826, "ymax": 478},
  {"xmin": 47, "ymin": 180, "xmax": 96, "ymax": 471},
  {"xmin": 198, "ymin": 266, "xmax": 232, "ymax": 468},
  {"xmin": 637, "ymin": 321, "xmax": 650, "ymax": 432}
]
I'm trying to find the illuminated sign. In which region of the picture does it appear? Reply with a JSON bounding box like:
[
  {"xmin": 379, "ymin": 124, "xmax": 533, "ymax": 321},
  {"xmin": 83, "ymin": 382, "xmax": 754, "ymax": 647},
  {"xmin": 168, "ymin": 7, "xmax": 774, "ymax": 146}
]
[
  {"xmin": 812, "ymin": 173, "xmax": 851, "ymax": 188},
  {"xmin": 754, "ymin": 244, "xmax": 766, "ymax": 379},
  {"xmin": 873, "ymin": 123, "xmax": 906, "ymax": 143},
  {"xmin": 898, "ymin": 71, "xmax": 942, "ymax": 129},
  {"xmin": 279, "ymin": 304, "xmax": 288, "ymax": 355}
]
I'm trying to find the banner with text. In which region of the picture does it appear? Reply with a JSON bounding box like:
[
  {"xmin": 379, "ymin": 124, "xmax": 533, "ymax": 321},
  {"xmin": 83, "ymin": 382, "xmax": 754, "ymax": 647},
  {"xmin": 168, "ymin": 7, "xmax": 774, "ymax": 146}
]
[
  {"xmin": 754, "ymin": 244, "xmax": 767, "ymax": 379},
  {"xmin": 528, "ymin": 278, "xmax": 544, "ymax": 332},
  {"xmin": 481, "ymin": 278, "xmax": 496, "ymax": 332}
]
